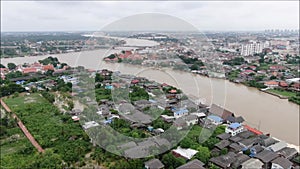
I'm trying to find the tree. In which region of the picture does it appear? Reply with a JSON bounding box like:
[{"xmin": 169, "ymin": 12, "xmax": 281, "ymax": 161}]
[
  {"xmin": 0, "ymin": 64, "xmax": 5, "ymax": 68},
  {"xmin": 202, "ymin": 137, "xmax": 219, "ymax": 150},
  {"xmin": 209, "ymin": 163, "xmax": 220, "ymax": 169},
  {"xmin": 220, "ymin": 148, "xmax": 228, "ymax": 155},
  {"xmin": 180, "ymin": 137, "xmax": 193, "ymax": 148},
  {"xmin": 269, "ymin": 75, "xmax": 277, "ymax": 80},
  {"xmin": 7, "ymin": 63, "xmax": 16, "ymax": 70},
  {"xmin": 190, "ymin": 64, "xmax": 199, "ymax": 70},
  {"xmin": 194, "ymin": 146, "xmax": 210, "ymax": 164},
  {"xmin": 162, "ymin": 152, "xmax": 186, "ymax": 169}
]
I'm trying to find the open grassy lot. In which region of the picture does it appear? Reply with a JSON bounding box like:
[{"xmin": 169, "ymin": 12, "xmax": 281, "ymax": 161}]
[
  {"xmin": 2, "ymin": 93, "xmax": 92, "ymax": 168},
  {"xmin": 267, "ymin": 89, "xmax": 297, "ymax": 97}
]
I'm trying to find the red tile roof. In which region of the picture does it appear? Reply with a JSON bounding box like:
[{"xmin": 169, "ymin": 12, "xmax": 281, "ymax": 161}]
[
  {"xmin": 131, "ymin": 79, "xmax": 139, "ymax": 84},
  {"xmin": 22, "ymin": 67, "xmax": 38, "ymax": 74},
  {"xmin": 279, "ymin": 81, "xmax": 288, "ymax": 87},
  {"xmin": 264, "ymin": 81, "xmax": 279, "ymax": 86},
  {"xmin": 42, "ymin": 65, "xmax": 54, "ymax": 71}
]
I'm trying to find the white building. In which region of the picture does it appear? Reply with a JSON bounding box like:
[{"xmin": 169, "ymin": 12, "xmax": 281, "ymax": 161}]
[
  {"xmin": 241, "ymin": 41, "xmax": 269, "ymax": 56},
  {"xmin": 172, "ymin": 147, "xmax": 198, "ymax": 160},
  {"xmin": 225, "ymin": 122, "xmax": 244, "ymax": 136}
]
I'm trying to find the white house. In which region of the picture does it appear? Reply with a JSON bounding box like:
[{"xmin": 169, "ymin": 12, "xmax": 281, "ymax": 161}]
[
  {"xmin": 172, "ymin": 147, "xmax": 198, "ymax": 160},
  {"xmin": 225, "ymin": 122, "xmax": 244, "ymax": 136},
  {"xmin": 184, "ymin": 114, "xmax": 198, "ymax": 126}
]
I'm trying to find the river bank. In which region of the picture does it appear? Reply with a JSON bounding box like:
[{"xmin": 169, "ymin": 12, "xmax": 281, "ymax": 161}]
[{"xmin": 1, "ymin": 48, "xmax": 299, "ymax": 146}]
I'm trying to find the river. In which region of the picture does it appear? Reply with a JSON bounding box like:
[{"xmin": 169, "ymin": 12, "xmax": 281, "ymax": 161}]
[{"xmin": 1, "ymin": 48, "xmax": 299, "ymax": 147}]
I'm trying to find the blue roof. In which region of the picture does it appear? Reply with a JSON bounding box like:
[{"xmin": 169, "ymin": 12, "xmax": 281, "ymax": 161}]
[
  {"xmin": 208, "ymin": 115, "xmax": 223, "ymax": 122},
  {"xmin": 105, "ymin": 85, "xmax": 113, "ymax": 89},
  {"xmin": 228, "ymin": 122, "xmax": 242, "ymax": 129},
  {"xmin": 174, "ymin": 109, "xmax": 188, "ymax": 115}
]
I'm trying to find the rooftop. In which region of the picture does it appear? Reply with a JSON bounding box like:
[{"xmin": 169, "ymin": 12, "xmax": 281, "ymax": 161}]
[
  {"xmin": 144, "ymin": 158, "xmax": 164, "ymax": 169},
  {"xmin": 272, "ymin": 157, "xmax": 293, "ymax": 168},
  {"xmin": 176, "ymin": 159, "xmax": 205, "ymax": 169},
  {"xmin": 254, "ymin": 149, "xmax": 279, "ymax": 163},
  {"xmin": 228, "ymin": 122, "xmax": 242, "ymax": 129},
  {"xmin": 267, "ymin": 141, "xmax": 288, "ymax": 152},
  {"xmin": 207, "ymin": 115, "xmax": 223, "ymax": 123},
  {"xmin": 209, "ymin": 152, "xmax": 236, "ymax": 168},
  {"xmin": 172, "ymin": 147, "xmax": 198, "ymax": 160}
]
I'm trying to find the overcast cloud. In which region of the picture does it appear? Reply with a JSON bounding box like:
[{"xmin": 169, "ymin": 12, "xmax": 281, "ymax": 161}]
[{"xmin": 1, "ymin": 1, "xmax": 299, "ymax": 32}]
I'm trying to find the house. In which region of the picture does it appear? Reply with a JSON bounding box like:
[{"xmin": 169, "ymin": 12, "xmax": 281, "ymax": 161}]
[
  {"xmin": 292, "ymin": 83, "xmax": 300, "ymax": 91},
  {"xmin": 241, "ymin": 158, "xmax": 264, "ymax": 169},
  {"xmin": 238, "ymin": 130, "xmax": 255, "ymax": 139},
  {"xmin": 264, "ymin": 81, "xmax": 279, "ymax": 88},
  {"xmin": 152, "ymin": 138, "xmax": 171, "ymax": 149},
  {"xmin": 254, "ymin": 149, "xmax": 279, "ymax": 168},
  {"xmin": 250, "ymin": 145, "xmax": 264, "ymax": 157},
  {"xmin": 144, "ymin": 158, "xmax": 164, "ymax": 169},
  {"xmin": 229, "ymin": 136, "xmax": 243, "ymax": 143},
  {"xmin": 279, "ymin": 81, "xmax": 288, "ymax": 88},
  {"xmin": 207, "ymin": 115, "xmax": 223, "ymax": 125},
  {"xmin": 124, "ymin": 146, "xmax": 149, "ymax": 159},
  {"xmin": 215, "ymin": 140, "xmax": 231, "ymax": 150},
  {"xmin": 226, "ymin": 115, "xmax": 245, "ymax": 124},
  {"xmin": 183, "ymin": 114, "xmax": 198, "ymax": 126},
  {"xmin": 174, "ymin": 108, "xmax": 189, "ymax": 118},
  {"xmin": 161, "ymin": 115, "xmax": 175, "ymax": 123},
  {"xmin": 225, "ymin": 122, "xmax": 244, "ymax": 136},
  {"xmin": 209, "ymin": 152, "xmax": 236, "ymax": 169},
  {"xmin": 176, "ymin": 159, "xmax": 205, "ymax": 169},
  {"xmin": 118, "ymin": 103, "xmax": 152, "ymax": 124},
  {"xmin": 22, "ymin": 67, "xmax": 38, "ymax": 74},
  {"xmin": 267, "ymin": 141, "xmax": 288, "ymax": 152},
  {"xmin": 271, "ymin": 157, "xmax": 293, "ymax": 169},
  {"xmin": 42, "ymin": 64, "xmax": 54, "ymax": 71},
  {"xmin": 238, "ymin": 137, "xmax": 260, "ymax": 149},
  {"xmin": 231, "ymin": 153, "xmax": 251, "ymax": 169},
  {"xmin": 173, "ymin": 118, "xmax": 187, "ymax": 130},
  {"xmin": 133, "ymin": 100, "xmax": 152, "ymax": 110},
  {"xmin": 131, "ymin": 79, "xmax": 140, "ymax": 84},
  {"xmin": 209, "ymin": 104, "xmax": 234, "ymax": 120},
  {"xmin": 229, "ymin": 143, "xmax": 244, "ymax": 153},
  {"xmin": 82, "ymin": 121, "xmax": 99, "ymax": 130},
  {"xmin": 259, "ymin": 136, "xmax": 279, "ymax": 147},
  {"xmin": 278, "ymin": 147, "xmax": 298, "ymax": 160},
  {"xmin": 191, "ymin": 112, "xmax": 207, "ymax": 118},
  {"xmin": 172, "ymin": 147, "xmax": 198, "ymax": 160},
  {"xmin": 169, "ymin": 89, "xmax": 177, "ymax": 94},
  {"xmin": 71, "ymin": 116, "xmax": 80, "ymax": 121},
  {"xmin": 216, "ymin": 133, "xmax": 231, "ymax": 140}
]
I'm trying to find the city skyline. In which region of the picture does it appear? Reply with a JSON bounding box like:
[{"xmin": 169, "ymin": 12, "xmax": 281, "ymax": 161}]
[{"xmin": 1, "ymin": 1, "xmax": 299, "ymax": 32}]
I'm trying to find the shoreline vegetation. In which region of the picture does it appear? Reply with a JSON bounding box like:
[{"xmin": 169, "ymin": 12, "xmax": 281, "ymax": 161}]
[
  {"xmin": 1, "ymin": 57, "xmax": 299, "ymax": 168},
  {"xmin": 103, "ymin": 53, "xmax": 300, "ymax": 106}
]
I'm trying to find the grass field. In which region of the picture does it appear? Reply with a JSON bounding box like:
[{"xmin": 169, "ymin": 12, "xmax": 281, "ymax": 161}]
[
  {"xmin": 2, "ymin": 92, "xmax": 91, "ymax": 168},
  {"xmin": 267, "ymin": 89, "xmax": 297, "ymax": 97},
  {"xmin": 4, "ymin": 93, "xmax": 45, "ymax": 109}
]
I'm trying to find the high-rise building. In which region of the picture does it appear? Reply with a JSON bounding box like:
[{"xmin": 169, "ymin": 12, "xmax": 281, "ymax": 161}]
[{"xmin": 241, "ymin": 41, "xmax": 268, "ymax": 56}]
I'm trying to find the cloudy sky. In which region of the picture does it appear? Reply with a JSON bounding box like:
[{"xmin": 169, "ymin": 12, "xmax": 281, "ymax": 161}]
[{"xmin": 1, "ymin": 1, "xmax": 299, "ymax": 32}]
